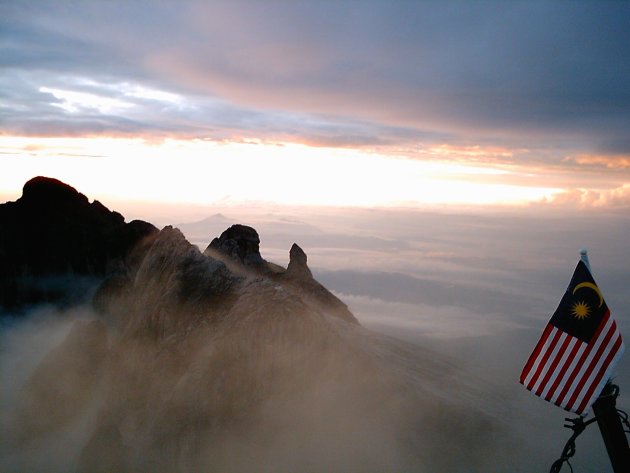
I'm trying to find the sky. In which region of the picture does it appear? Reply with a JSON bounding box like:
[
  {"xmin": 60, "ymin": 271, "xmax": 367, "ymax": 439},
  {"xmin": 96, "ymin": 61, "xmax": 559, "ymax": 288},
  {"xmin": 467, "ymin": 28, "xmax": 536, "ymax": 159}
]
[{"xmin": 2, "ymin": 0, "xmax": 630, "ymax": 209}]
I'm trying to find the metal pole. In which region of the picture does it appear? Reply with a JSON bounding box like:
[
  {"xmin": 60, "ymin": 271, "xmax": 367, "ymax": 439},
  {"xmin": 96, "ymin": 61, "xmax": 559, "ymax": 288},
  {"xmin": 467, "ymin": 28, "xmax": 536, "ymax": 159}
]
[
  {"xmin": 591, "ymin": 382, "xmax": 630, "ymax": 472},
  {"xmin": 578, "ymin": 250, "xmax": 629, "ymax": 471}
]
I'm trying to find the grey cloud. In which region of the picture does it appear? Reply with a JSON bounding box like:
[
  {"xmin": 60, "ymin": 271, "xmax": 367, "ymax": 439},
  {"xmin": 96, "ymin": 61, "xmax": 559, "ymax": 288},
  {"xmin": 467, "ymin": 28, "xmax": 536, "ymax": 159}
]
[
  {"xmin": 315, "ymin": 269, "xmax": 537, "ymax": 317},
  {"xmin": 142, "ymin": 1, "xmax": 630, "ymax": 147},
  {"xmin": 2, "ymin": 1, "xmax": 630, "ymax": 158},
  {"xmin": 0, "ymin": 66, "xmax": 438, "ymax": 146}
]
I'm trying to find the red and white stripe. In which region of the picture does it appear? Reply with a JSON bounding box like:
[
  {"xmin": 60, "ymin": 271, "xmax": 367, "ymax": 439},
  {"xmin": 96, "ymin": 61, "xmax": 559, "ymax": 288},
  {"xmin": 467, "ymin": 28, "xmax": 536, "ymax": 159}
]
[{"xmin": 520, "ymin": 310, "xmax": 625, "ymax": 414}]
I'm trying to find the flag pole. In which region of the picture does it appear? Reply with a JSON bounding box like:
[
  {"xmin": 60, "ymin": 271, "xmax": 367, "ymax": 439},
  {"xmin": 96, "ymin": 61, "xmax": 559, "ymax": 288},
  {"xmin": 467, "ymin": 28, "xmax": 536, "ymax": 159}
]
[
  {"xmin": 591, "ymin": 382, "xmax": 629, "ymax": 472},
  {"xmin": 580, "ymin": 249, "xmax": 629, "ymax": 473}
]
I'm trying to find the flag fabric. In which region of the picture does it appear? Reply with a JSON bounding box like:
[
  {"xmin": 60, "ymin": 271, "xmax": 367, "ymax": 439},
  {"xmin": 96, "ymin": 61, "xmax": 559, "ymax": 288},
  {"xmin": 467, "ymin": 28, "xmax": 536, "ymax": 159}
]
[{"xmin": 520, "ymin": 260, "xmax": 625, "ymax": 415}]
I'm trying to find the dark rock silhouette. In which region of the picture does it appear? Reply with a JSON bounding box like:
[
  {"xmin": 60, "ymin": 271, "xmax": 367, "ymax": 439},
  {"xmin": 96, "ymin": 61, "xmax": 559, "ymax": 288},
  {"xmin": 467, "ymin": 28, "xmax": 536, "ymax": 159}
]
[
  {"xmin": 204, "ymin": 226, "xmax": 357, "ymax": 324},
  {"xmin": 0, "ymin": 176, "xmax": 157, "ymax": 311},
  {"xmin": 286, "ymin": 243, "xmax": 312, "ymax": 279},
  {"xmin": 277, "ymin": 242, "xmax": 356, "ymax": 323},
  {"xmin": 206, "ymin": 224, "xmax": 264, "ymax": 266}
]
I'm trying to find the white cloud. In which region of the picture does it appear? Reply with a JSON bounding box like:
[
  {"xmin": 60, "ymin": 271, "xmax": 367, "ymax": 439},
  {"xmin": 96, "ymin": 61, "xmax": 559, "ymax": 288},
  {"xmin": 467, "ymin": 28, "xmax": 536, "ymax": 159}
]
[
  {"xmin": 70, "ymin": 78, "xmax": 184, "ymax": 105},
  {"xmin": 336, "ymin": 292, "xmax": 525, "ymax": 340},
  {"xmin": 543, "ymin": 183, "xmax": 630, "ymax": 209},
  {"xmin": 38, "ymin": 87, "xmax": 135, "ymax": 114},
  {"xmin": 120, "ymin": 83, "xmax": 183, "ymax": 105}
]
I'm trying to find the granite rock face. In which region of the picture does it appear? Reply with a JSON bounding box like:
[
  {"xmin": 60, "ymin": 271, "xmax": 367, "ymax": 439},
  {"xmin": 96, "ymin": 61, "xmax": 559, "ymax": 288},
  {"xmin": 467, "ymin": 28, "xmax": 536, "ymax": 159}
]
[
  {"xmin": 205, "ymin": 225, "xmax": 357, "ymax": 324},
  {"xmin": 0, "ymin": 177, "xmax": 157, "ymax": 311},
  {"xmin": 97, "ymin": 226, "xmax": 241, "ymax": 337},
  {"xmin": 206, "ymin": 224, "xmax": 264, "ymax": 266}
]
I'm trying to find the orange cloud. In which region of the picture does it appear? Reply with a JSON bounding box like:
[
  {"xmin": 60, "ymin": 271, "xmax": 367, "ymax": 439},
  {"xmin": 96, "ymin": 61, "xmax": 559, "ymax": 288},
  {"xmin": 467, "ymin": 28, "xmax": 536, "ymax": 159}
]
[
  {"xmin": 566, "ymin": 154, "xmax": 630, "ymax": 169},
  {"xmin": 543, "ymin": 184, "xmax": 630, "ymax": 208},
  {"xmin": 425, "ymin": 144, "xmax": 514, "ymax": 160}
]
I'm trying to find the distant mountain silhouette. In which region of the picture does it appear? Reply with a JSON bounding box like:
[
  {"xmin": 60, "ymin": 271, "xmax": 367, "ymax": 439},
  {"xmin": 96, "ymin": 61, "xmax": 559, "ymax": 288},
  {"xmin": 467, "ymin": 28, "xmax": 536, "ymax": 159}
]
[{"xmin": 0, "ymin": 176, "xmax": 157, "ymax": 311}]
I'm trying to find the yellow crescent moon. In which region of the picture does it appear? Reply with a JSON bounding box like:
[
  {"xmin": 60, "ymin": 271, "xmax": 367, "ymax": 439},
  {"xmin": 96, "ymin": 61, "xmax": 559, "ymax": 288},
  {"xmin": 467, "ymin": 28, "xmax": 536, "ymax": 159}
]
[{"xmin": 573, "ymin": 282, "xmax": 604, "ymax": 308}]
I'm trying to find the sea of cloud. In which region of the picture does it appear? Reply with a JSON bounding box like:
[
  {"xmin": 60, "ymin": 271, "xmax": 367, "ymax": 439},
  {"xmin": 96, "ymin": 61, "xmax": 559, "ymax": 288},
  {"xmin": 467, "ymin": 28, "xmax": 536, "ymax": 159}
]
[
  {"xmin": 2, "ymin": 203, "xmax": 629, "ymax": 471},
  {"xmin": 174, "ymin": 203, "xmax": 630, "ymax": 471}
]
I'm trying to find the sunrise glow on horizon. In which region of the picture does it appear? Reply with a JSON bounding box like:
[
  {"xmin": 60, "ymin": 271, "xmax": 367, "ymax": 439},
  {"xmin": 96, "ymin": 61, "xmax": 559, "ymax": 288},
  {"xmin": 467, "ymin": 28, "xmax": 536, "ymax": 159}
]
[
  {"xmin": 2, "ymin": 2, "xmax": 629, "ymax": 212},
  {"xmin": 0, "ymin": 134, "xmax": 567, "ymax": 208}
]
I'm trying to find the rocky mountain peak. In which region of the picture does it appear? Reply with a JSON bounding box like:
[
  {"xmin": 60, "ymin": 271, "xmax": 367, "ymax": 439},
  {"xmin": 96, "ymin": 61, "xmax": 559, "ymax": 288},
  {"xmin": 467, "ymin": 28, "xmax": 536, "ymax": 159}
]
[
  {"xmin": 0, "ymin": 176, "xmax": 157, "ymax": 311},
  {"xmin": 206, "ymin": 224, "xmax": 264, "ymax": 266},
  {"xmin": 21, "ymin": 176, "xmax": 90, "ymax": 207}
]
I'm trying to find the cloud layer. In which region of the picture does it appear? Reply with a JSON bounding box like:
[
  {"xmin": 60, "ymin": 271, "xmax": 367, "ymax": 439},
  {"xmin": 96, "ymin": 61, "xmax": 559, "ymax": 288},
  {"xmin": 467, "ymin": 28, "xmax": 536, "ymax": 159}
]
[
  {"xmin": 174, "ymin": 204, "xmax": 630, "ymax": 471},
  {"xmin": 3, "ymin": 203, "xmax": 628, "ymax": 471},
  {"xmin": 2, "ymin": 1, "xmax": 630, "ymax": 163}
]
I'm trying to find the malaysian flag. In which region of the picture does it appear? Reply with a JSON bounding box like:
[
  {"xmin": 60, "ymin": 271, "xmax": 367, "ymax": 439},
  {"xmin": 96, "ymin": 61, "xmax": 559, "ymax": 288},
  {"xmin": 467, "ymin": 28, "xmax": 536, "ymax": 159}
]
[{"xmin": 520, "ymin": 258, "xmax": 625, "ymax": 415}]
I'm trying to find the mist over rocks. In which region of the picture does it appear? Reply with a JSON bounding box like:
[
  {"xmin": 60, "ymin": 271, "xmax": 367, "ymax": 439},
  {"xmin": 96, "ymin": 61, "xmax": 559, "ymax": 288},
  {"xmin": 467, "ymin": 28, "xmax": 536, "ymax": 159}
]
[
  {"xmin": 96, "ymin": 225, "xmax": 242, "ymax": 337},
  {"xmin": 8, "ymin": 223, "xmax": 508, "ymax": 472},
  {"xmin": 13, "ymin": 318, "xmax": 108, "ymax": 439},
  {"xmin": 0, "ymin": 176, "xmax": 157, "ymax": 312},
  {"xmin": 204, "ymin": 224, "xmax": 357, "ymax": 324},
  {"xmin": 0, "ymin": 177, "xmax": 514, "ymax": 472}
]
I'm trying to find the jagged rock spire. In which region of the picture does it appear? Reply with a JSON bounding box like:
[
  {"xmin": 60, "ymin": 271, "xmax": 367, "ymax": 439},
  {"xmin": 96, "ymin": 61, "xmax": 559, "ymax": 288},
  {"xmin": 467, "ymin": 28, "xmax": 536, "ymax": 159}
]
[{"xmin": 286, "ymin": 243, "xmax": 313, "ymax": 279}]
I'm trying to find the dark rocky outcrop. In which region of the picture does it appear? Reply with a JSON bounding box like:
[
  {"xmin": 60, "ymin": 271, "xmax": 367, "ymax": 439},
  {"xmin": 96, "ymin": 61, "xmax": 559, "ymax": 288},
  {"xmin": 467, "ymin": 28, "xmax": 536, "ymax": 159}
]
[
  {"xmin": 206, "ymin": 224, "xmax": 264, "ymax": 266},
  {"xmin": 0, "ymin": 176, "xmax": 157, "ymax": 311},
  {"xmin": 204, "ymin": 226, "xmax": 357, "ymax": 324},
  {"xmin": 281, "ymin": 242, "xmax": 356, "ymax": 323}
]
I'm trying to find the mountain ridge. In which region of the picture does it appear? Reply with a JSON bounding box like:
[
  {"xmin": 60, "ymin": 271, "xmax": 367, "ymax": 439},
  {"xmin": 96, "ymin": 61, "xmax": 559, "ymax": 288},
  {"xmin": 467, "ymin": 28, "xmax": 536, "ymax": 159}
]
[
  {"xmin": 1, "ymin": 176, "xmax": 508, "ymax": 473},
  {"xmin": 0, "ymin": 176, "xmax": 157, "ymax": 311}
]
